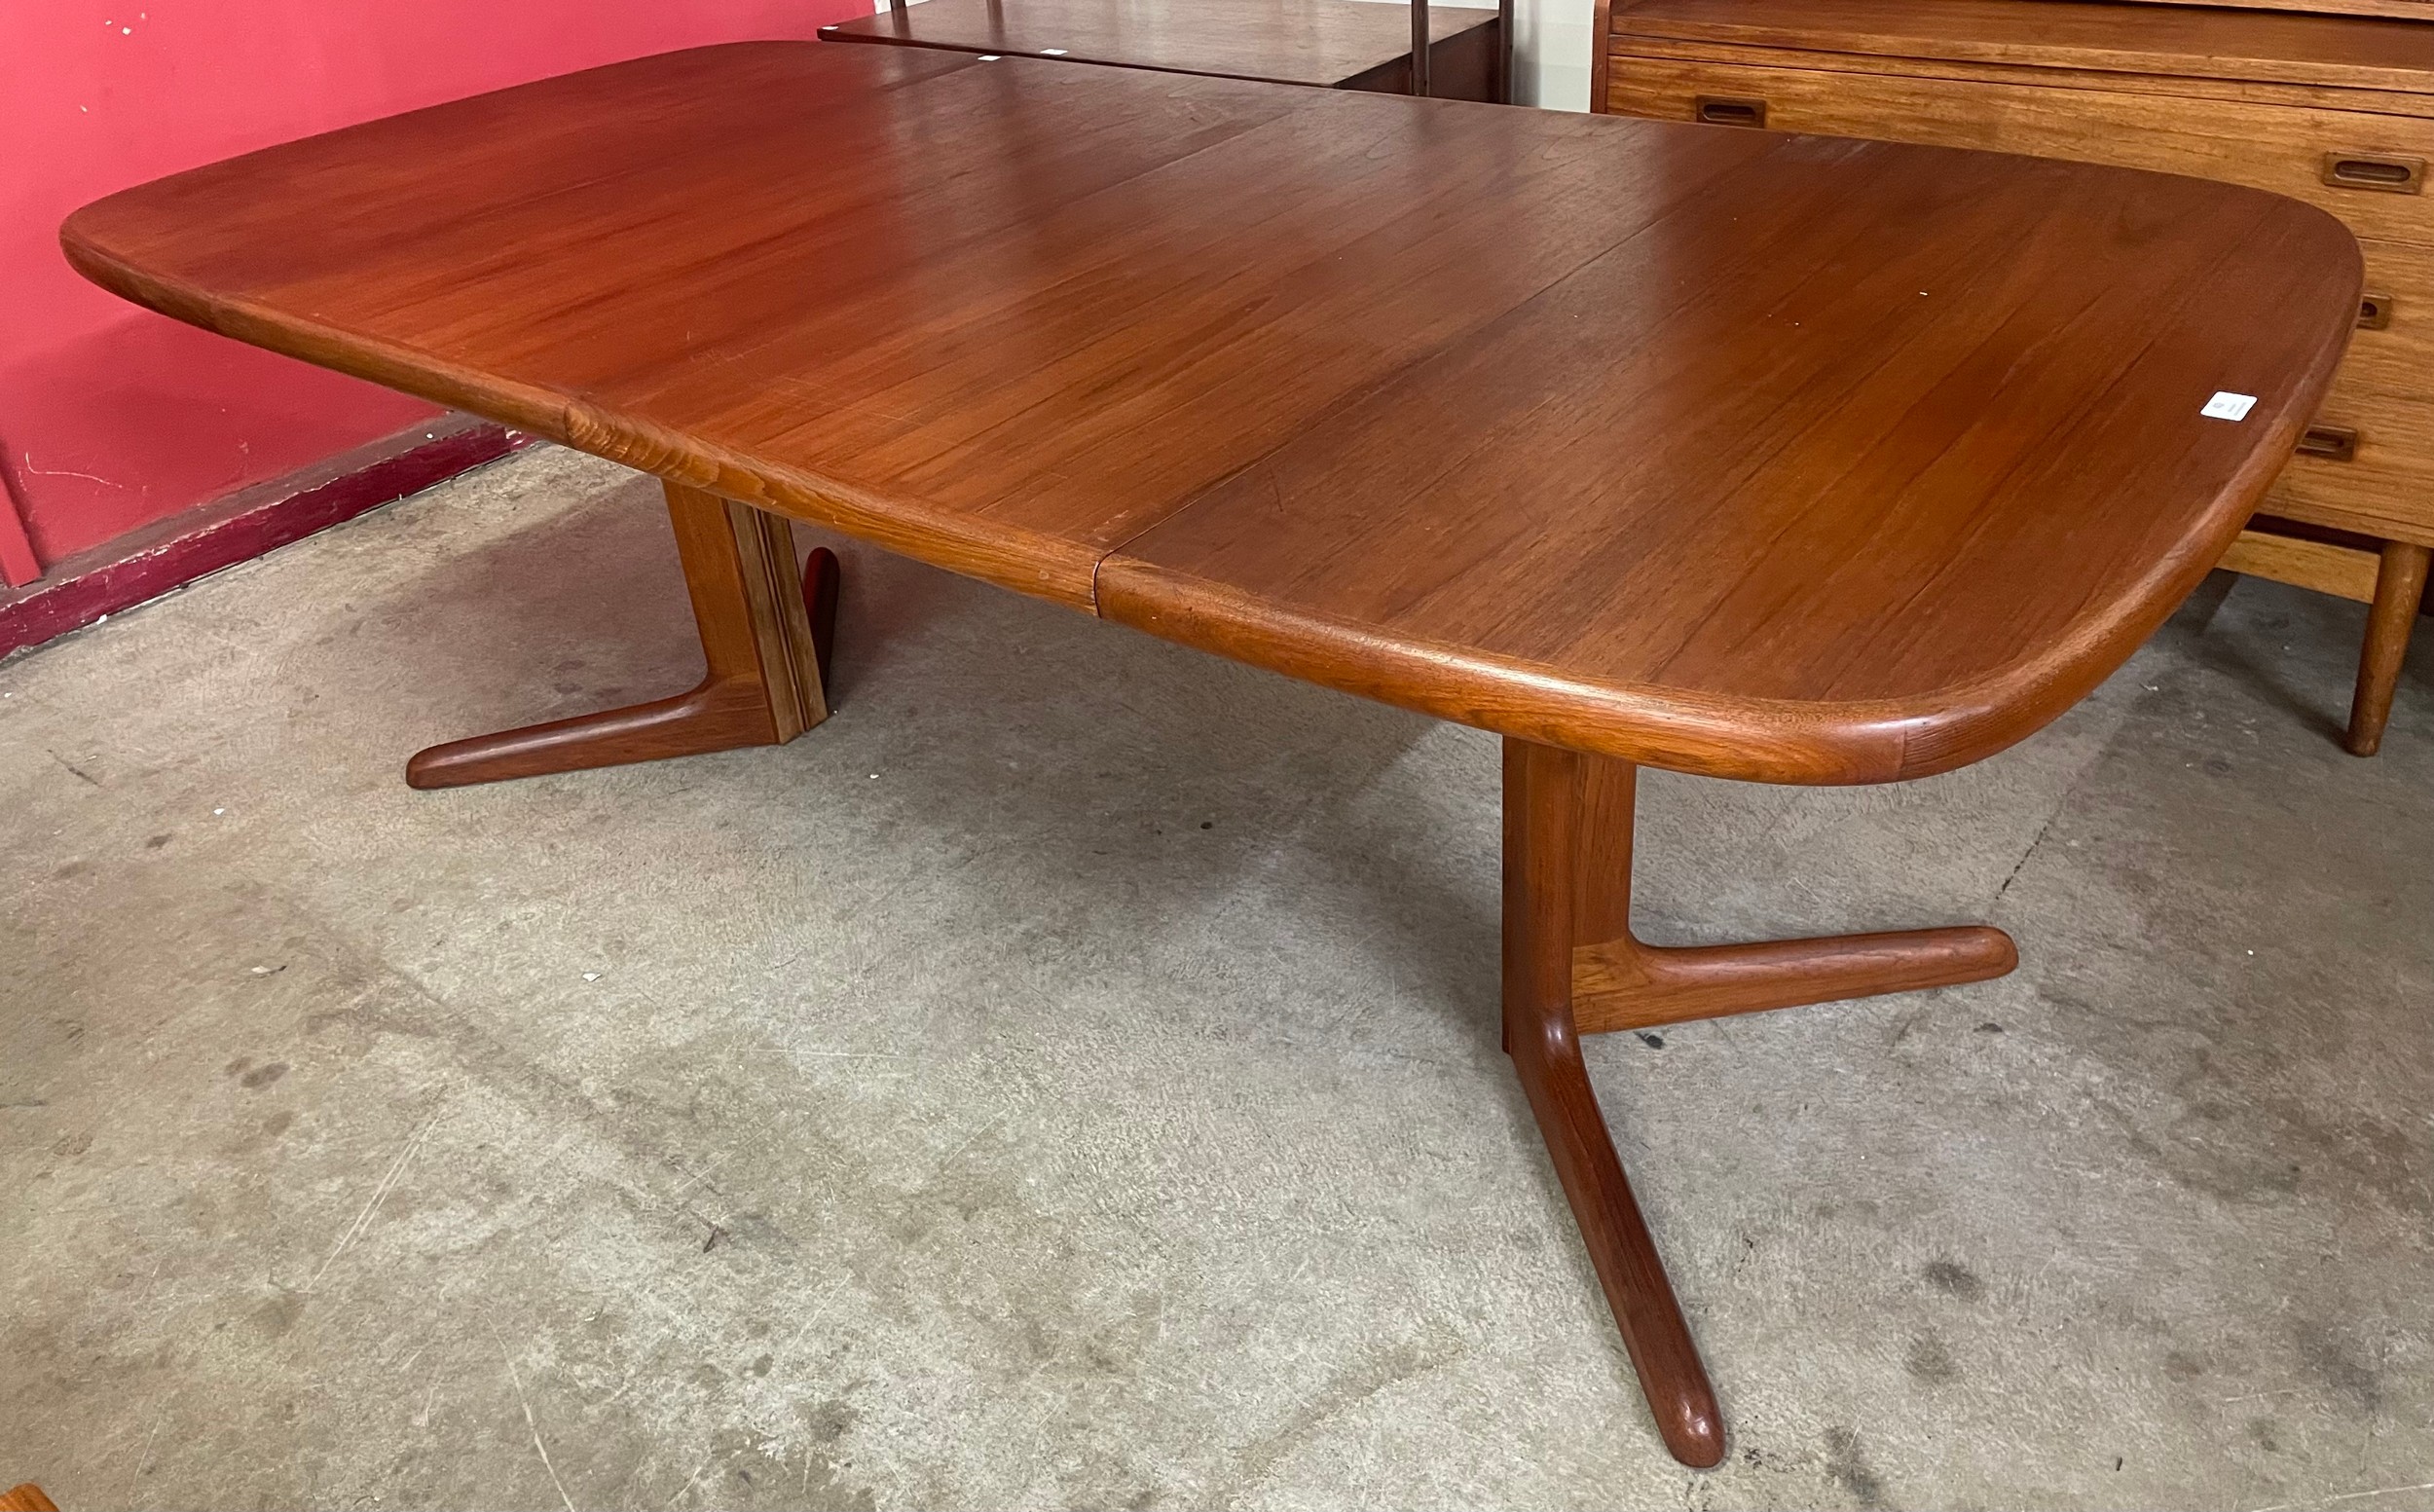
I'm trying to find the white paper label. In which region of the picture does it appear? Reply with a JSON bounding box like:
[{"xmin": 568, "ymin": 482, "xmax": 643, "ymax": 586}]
[{"xmin": 2202, "ymin": 391, "xmax": 2258, "ymax": 422}]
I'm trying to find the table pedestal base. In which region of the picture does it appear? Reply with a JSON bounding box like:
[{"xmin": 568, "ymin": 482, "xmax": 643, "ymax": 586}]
[
  {"xmin": 407, "ymin": 482, "xmax": 836, "ymax": 789},
  {"xmin": 1501, "ymin": 739, "xmax": 2017, "ymax": 1468}
]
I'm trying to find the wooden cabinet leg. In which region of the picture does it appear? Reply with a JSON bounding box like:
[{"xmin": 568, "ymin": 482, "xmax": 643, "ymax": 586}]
[
  {"xmin": 1501, "ymin": 739, "xmax": 2023, "ymax": 1467},
  {"xmin": 2344, "ymin": 540, "xmax": 2429, "ymax": 758},
  {"xmin": 406, "ymin": 481, "xmax": 836, "ymax": 789}
]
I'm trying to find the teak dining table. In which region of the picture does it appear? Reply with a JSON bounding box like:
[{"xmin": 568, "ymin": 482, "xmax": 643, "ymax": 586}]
[{"xmin": 63, "ymin": 41, "xmax": 2361, "ymax": 1467}]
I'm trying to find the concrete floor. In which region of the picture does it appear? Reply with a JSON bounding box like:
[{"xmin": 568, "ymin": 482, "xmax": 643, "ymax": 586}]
[{"xmin": 3, "ymin": 445, "xmax": 2428, "ymax": 1511}]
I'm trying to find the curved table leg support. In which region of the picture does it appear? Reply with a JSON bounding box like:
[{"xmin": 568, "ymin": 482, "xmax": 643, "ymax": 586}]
[
  {"xmin": 1506, "ymin": 1002, "xmax": 1727, "ymax": 1467},
  {"xmin": 1574, "ymin": 926, "xmax": 2016, "ymax": 1034},
  {"xmin": 1503, "ymin": 739, "xmax": 1725, "ymax": 1466},
  {"xmin": 1501, "ymin": 738, "xmax": 2019, "ymax": 1468},
  {"xmin": 408, "ymin": 482, "xmax": 834, "ymax": 789}
]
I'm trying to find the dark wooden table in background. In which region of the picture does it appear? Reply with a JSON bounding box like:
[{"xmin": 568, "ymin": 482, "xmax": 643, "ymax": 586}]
[
  {"xmin": 822, "ymin": 0, "xmax": 1506, "ymax": 101},
  {"xmin": 62, "ymin": 42, "xmax": 2361, "ymax": 1466}
]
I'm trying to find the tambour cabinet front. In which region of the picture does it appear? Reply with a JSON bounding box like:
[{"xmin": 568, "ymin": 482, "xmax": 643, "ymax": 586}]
[{"xmin": 1599, "ymin": 0, "xmax": 2434, "ymax": 755}]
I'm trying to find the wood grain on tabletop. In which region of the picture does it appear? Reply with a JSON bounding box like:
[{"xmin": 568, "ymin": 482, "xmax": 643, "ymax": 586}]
[
  {"xmin": 822, "ymin": 0, "xmax": 1497, "ymax": 88},
  {"xmin": 62, "ymin": 41, "xmax": 2362, "ymax": 785},
  {"xmin": 63, "ymin": 44, "xmax": 1635, "ymax": 604},
  {"xmin": 1099, "ymin": 134, "xmax": 2362, "ymax": 780}
]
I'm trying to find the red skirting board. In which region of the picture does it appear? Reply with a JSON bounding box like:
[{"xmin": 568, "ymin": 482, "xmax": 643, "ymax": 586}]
[{"xmin": 0, "ymin": 416, "xmax": 527, "ymax": 661}]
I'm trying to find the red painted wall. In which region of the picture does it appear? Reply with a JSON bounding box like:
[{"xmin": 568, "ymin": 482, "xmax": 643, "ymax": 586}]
[{"xmin": 2, "ymin": 0, "xmax": 868, "ymax": 583}]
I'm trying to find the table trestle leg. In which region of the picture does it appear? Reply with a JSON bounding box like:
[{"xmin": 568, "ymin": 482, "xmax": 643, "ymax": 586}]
[
  {"xmin": 1500, "ymin": 738, "xmax": 2017, "ymax": 1468},
  {"xmin": 405, "ymin": 481, "xmax": 835, "ymax": 789}
]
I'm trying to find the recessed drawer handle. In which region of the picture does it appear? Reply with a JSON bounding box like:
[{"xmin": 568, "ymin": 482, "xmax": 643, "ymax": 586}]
[
  {"xmin": 2358, "ymin": 291, "xmax": 2394, "ymax": 329},
  {"xmin": 2322, "ymin": 153, "xmax": 2424, "ymax": 194},
  {"xmin": 1695, "ymin": 95, "xmax": 1767, "ymax": 128},
  {"xmin": 2298, "ymin": 424, "xmax": 2358, "ymax": 462}
]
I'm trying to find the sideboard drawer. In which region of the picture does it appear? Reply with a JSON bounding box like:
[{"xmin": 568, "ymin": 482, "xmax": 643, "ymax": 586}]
[
  {"xmin": 2346, "ymin": 238, "xmax": 2434, "ymax": 401},
  {"xmin": 1606, "ymin": 54, "xmax": 2434, "ymax": 247},
  {"xmin": 2268, "ymin": 383, "xmax": 2434, "ymax": 543}
]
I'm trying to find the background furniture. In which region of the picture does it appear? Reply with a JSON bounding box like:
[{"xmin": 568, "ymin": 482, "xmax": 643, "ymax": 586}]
[
  {"xmin": 823, "ymin": 0, "xmax": 1507, "ymax": 100},
  {"xmin": 1597, "ymin": 0, "xmax": 2434, "ymax": 754},
  {"xmin": 2107, "ymin": 0, "xmax": 2428, "ymax": 18}
]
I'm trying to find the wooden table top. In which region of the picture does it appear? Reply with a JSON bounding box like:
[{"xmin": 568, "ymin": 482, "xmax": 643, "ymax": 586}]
[
  {"xmin": 62, "ymin": 42, "xmax": 2360, "ymax": 783},
  {"xmin": 821, "ymin": 0, "xmax": 1496, "ymax": 88}
]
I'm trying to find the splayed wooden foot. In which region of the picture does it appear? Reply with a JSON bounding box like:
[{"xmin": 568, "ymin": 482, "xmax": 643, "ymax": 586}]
[
  {"xmin": 407, "ymin": 481, "xmax": 835, "ymax": 789},
  {"xmin": 1502, "ymin": 739, "xmax": 2016, "ymax": 1467}
]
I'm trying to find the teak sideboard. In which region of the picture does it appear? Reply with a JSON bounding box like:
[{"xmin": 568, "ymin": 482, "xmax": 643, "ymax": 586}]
[{"xmin": 1598, "ymin": 0, "xmax": 2434, "ymax": 754}]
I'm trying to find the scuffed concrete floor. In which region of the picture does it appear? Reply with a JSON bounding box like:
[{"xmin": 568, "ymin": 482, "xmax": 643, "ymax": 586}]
[{"xmin": 3, "ymin": 445, "xmax": 2428, "ymax": 1512}]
